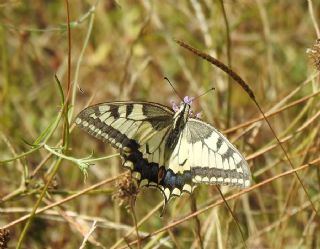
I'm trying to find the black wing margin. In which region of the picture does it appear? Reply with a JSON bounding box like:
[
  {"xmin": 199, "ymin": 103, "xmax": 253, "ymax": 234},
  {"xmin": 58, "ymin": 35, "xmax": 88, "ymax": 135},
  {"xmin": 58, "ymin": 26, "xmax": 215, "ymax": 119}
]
[
  {"xmin": 75, "ymin": 101, "xmax": 174, "ymax": 152},
  {"xmin": 186, "ymin": 118, "xmax": 251, "ymax": 188},
  {"xmin": 75, "ymin": 101, "xmax": 177, "ymax": 197}
]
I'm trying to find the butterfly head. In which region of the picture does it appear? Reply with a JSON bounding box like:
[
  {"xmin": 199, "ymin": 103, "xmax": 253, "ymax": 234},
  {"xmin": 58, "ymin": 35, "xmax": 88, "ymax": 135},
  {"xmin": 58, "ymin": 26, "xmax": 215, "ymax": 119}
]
[{"xmin": 171, "ymin": 96, "xmax": 201, "ymax": 119}]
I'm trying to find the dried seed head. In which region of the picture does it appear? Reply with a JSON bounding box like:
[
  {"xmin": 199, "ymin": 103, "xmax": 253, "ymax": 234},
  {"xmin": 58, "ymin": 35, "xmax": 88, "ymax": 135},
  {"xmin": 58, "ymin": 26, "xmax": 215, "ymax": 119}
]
[
  {"xmin": 307, "ymin": 39, "xmax": 320, "ymax": 71},
  {"xmin": 0, "ymin": 229, "xmax": 10, "ymax": 249},
  {"xmin": 113, "ymin": 172, "xmax": 139, "ymax": 208}
]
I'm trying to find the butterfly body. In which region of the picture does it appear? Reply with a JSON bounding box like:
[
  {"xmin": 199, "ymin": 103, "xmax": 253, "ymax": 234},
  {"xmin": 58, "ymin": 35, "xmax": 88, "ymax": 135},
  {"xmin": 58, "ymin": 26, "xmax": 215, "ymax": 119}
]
[{"xmin": 76, "ymin": 98, "xmax": 251, "ymax": 203}]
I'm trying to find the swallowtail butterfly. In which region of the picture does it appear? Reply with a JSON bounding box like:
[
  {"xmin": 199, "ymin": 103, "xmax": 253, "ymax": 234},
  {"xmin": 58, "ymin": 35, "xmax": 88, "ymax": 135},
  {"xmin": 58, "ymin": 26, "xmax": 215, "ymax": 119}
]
[{"xmin": 75, "ymin": 96, "xmax": 251, "ymax": 204}]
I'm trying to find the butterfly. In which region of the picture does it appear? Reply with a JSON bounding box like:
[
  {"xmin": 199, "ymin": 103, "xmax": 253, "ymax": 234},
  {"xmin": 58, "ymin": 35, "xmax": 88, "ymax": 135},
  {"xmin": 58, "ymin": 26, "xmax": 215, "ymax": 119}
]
[{"xmin": 75, "ymin": 96, "xmax": 251, "ymax": 205}]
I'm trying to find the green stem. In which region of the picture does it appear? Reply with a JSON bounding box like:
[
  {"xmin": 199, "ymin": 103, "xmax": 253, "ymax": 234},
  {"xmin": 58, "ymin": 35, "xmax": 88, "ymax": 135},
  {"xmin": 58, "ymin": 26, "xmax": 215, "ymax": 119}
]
[
  {"xmin": 0, "ymin": 146, "xmax": 42, "ymax": 164},
  {"xmin": 16, "ymin": 158, "xmax": 62, "ymax": 249},
  {"xmin": 69, "ymin": 4, "xmax": 96, "ymax": 121},
  {"xmin": 43, "ymin": 144, "xmax": 119, "ymax": 164},
  {"xmin": 219, "ymin": 0, "xmax": 232, "ymax": 128}
]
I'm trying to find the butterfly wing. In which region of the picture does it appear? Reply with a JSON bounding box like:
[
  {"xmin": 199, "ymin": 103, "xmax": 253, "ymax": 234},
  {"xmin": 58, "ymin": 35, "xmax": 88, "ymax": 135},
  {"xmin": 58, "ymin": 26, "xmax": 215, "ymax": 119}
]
[
  {"xmin": 158, "ymin": 126, "xmax": 194, "ymax": 202},
  {"xmin": 76, "ymin": 101, "xmax": 251, "ymax": 204},
  {"xmin": 186, "ymin": 118, "xmax": 251, "ymax": 188},
  {"xmin": 157, "ymin": 118, "xmax": 251, "ymax": 202},
  {"xmin": 75, "ymin": 101, "xmax": 175, "ymax": 187},
  {"xmin": 76, "ymin": 101, "xmax": 174, "ymax": 150}
]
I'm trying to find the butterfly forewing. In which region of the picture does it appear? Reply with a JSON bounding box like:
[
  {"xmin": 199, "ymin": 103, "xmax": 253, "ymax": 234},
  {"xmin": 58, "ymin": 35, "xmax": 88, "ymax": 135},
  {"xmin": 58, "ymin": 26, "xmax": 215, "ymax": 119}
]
[
  {"xmin": 76, "ymin": 101, "xmax": 174, "ymax": 150},
  {"xmin": 75, "ymin": 101, "xmax": 177, "ymax": 189}
]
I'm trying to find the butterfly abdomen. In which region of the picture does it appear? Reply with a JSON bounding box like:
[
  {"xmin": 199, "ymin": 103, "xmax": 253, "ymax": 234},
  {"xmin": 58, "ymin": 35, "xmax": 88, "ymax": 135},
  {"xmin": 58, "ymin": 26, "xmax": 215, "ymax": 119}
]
[{"xmin": 165, "ymin": 105, "xmax": 188, "ymax": 152}]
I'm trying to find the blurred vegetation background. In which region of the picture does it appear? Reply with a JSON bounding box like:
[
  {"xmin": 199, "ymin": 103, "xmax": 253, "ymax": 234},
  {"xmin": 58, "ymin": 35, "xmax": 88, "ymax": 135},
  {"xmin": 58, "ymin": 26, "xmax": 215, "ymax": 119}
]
[{"xmin": 0, "ymin": 1, "xmax": 320, "ymax": 248}]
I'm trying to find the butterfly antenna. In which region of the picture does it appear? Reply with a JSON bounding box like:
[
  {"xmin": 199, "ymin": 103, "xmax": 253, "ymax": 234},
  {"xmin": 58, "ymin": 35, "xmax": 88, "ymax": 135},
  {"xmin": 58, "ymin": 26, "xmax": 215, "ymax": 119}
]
[
  {"xmin": 193, "ymin": 87, "xmax": 215, "ymax": 101},
  {"xmin": 164, "ymin": 77, "xmax": 183, "ymax": 101}
]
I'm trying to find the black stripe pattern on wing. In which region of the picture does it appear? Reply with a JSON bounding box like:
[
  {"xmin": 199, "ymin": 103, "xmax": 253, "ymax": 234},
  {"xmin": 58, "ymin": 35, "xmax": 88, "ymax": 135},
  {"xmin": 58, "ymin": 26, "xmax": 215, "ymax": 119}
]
[
  {"xmin": 76, "ymin": 106, "xmax": 140, "ymax": 152},
  {"xmin": 75, "ymin": 102, "xmax": 193, "ymax": 202},
  {"xmin": 186, "ymin": 119, "xmax": 251, "ymax": 187},
  {"xmin": 122, "ymin": 149, "xmax": 193, "ymax": 202},
  {"xmin": 75, "ymin": 102, "xmax": 174, "ymax": 150}
]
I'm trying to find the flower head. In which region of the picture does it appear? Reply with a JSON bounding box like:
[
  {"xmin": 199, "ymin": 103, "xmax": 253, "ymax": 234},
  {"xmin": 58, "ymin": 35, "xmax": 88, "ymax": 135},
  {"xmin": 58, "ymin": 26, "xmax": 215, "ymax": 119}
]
[
  {"xmin": 113, "ymin": 173, "xmax": 139, "ymax": 209},
  {"xmin": 170, "ymin": 100, "xmax": 180, "ymax": 112},
  {"xmin": 170, "ymin": 96, "xmax": 202, "ymax": 119},
  {"xmin": 307, "ymin": 39, "xmax": 320, "ymax": 71},
  {"xmin": 183, "ymin": 96, "xmax": 194, "ymax": 105}
]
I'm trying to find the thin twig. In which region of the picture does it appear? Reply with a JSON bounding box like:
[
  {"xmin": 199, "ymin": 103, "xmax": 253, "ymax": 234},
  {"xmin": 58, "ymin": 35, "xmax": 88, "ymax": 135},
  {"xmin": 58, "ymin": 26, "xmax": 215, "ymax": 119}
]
[
  {"xmin": 69, "ymin": 3, "xmax": 96, "ymax": 121},
  {"xmin": 130, "ymin": 199, "xmax": 141, "ymax": 249},
  {"xmin": 15, "ymin": 3, "xmax": 73, "ymax": 246},
  {"xmin": 16, "ymin": 158, "xmax": 63, "ymax": 248},
  {"xmin": 218, "ymin": 0, "xmax": 232, "ymax": 128},
  {"xmin": 224, "ymin": 89, "xmax": 320, "ymax": 134},
  {"xmin": 216, "ymin": 186, "xmax": 248, "ymax": 249},
  {"xmin": 122, "ymin": 157, "xmax": 320, "ymax": 248},
  {"xmin": 307, "ymin": 0, "xmax": 320, "ymax": 38},
  {"xmin": 175, "ymin": 39, "xmax": 320, "ymax": 218},
  {"xmin": 79, "ymin": 220, "xmax": 98, "ymax": 249},
  {"xmin": 1, "ymin": 173, "xmax": 126, "ymax": 230},
  {"xmin": 110, "ymin": 202, "xmax": 163, "ymax": 249},
  {"xmin": 190, "ymin": 195, "xmax": 204, "ymax": 249}
]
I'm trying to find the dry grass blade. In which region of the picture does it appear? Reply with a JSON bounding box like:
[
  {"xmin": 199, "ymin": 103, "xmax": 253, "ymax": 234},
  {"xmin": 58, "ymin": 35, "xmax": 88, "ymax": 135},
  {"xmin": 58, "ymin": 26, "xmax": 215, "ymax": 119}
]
[
  {"xmin": 224, "ymin": 89, "xmax": 320, "ymax": 134},
  {"xmin": 175, "ymin": 39, "xmax": 320, "ymax": 219},
  {"xmin": 190, "ymin": 195, "xmax": 204, "ymax": 249},
  {"xmin": 1, "ymin": 2, "xmax": 320, "ymax": 248},
  {"xmin": 175, "ymin": 40, "xmax": 256, "ymax": 100},
  {"xmin": 79, "ymin": 220, "xmax": 98, "ymax": 249},
  {"xmin": 123, "ymin": 157, "xmax": 320, "ymax": 248},
  {"xmin": 215, "ymin": 186, "xmax": 247, "ymax": 249},
  {"xmin": 218, "ymin": 0, "xmax": 232, "ymax": 128},
  {"xmin": 1, "ymin": 173, "xmax": 126, "ymax": 230},
  {"xmin": 15, "ymin": 1, "xmax": 74, "ymax": 247}
]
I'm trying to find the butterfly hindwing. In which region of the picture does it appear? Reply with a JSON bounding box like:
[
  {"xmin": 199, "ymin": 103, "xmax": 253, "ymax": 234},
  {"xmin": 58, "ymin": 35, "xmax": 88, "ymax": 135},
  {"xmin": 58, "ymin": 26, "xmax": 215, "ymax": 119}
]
[
  {"xmin": 158, "ymin": 118, "xmax": 251, "ymax": 202},
  {"xmin": 159, "ymin": 127, "xmax": 194, "ymax": 202},
  {"xmin": 186, "ymin": 119, "xmax": 251, "ymax": 188}
]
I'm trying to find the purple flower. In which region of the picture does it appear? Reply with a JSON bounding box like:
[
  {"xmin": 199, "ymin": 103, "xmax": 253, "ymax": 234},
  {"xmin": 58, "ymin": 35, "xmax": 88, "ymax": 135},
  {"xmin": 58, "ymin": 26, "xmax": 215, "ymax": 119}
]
[
  {"xmin": 171, "ymin": 96, "xmax": 199, "ymax": 118},
  {"xmin": 171, "ymin": 100, "xmax": 179, "ymax": 112},
  {"xmin": 183, "ymin": 96, "xmax": 194, "ymax": 105},
  {"xmin": 195, "ymin": 112, "xmax": 202, "ymax": 119}
]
